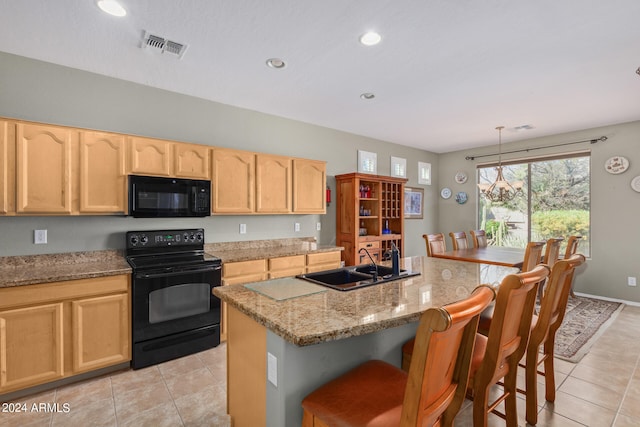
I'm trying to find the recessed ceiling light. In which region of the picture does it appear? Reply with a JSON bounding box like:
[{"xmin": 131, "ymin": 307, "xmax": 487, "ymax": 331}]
[
  {"xmin": 359, "ymin": 32, "xmax": 382, "ymax": 46},
  {"xmin": 360, "ymin": 93, "xmax": 375, "ymax": 100},
  {"xmin": 266, "ymin": 58, "xmax": 286, "ymax": 69},
  {"xmin": 97, "ymin": 0, "xmax": 126, "ymax": 17}
]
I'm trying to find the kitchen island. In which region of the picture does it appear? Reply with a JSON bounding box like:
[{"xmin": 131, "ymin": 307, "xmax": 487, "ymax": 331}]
[{"xmin": 214, "ymin": 255, "xmax": 518, "ymax": 427}]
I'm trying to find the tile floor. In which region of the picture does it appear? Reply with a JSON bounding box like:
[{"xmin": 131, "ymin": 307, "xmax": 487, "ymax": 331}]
[{"xmin": 2, "ymin": 304, "xmax": 640, "ymax": 427}]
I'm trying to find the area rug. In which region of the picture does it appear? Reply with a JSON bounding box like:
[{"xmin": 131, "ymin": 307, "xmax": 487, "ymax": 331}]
[{"xmin": 553, "ymin": 296, "xmax": 624, "ymax": 363}]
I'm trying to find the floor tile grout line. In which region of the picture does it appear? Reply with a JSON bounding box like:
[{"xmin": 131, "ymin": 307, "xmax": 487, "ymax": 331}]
[{"xmin": 610, "ymin": 345, "xmax": 640, "ymax": 426}]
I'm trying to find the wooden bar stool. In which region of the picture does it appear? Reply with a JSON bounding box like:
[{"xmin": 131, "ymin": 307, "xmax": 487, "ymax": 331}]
[
  {"xmin": 423, "ymin": 233, "xmax": 446, "ymax": 257},
  {"xmin": 524, "ymin": 254, "xmax": 585, "ymax": 424},
  {"xmin": 449, "ymin": 231, "xmax": 469, "ymax": 250},
  {"xmin": 302, "ymin": 286, "xmax": 495, "ymax": 427},
  {"xmin": 402, "ymin": 265, "xmax": 549, "ymax": 426},
  {"xmin": 564, "ymin": 236, "xmax": 582, "ymax": 297}
]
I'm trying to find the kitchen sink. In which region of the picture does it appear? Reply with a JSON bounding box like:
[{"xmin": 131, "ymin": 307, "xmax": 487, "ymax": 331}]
[{"xmin": 296, "ymin": 264, "xmax": 420, "ymax": 291}]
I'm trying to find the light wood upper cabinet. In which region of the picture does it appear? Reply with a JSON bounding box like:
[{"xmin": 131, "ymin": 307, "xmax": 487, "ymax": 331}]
[
  {"xmin": 212, "ymin": 148, "xmax": 255, "ymax": 213},
  {"xmin": 0, "ymin": 303, "xmax": 64, "ymax": 392},
  {"xmin": 292, "ymin": 159, "xmax": 326, "ymax": 214},
  {"xmin": 79, "ymin": 131, "xmax": 126, "ymax": 214},
  {"xmin": 256, "ymin": 154, "xmax": 292, "ymax": 213},
  {"xmin": 0, "ymin": 120, "xmax": 15, "ymax": 215},
  {"xmin": 128, "ymin": 136, "xmax": 173, "ymax": 176},
  {"xmin": 174, "ymin": 143, "xmax": 210, "ymax": 179},
  {"xmin": 16, "ymin": 122, "xmax": 73, "ymax": 214}
]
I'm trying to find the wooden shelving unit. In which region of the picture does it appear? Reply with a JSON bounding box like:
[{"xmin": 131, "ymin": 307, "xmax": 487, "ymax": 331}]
[{"xmin": 335, "ymin": 173, "xmax": 407, "ymax": 266}]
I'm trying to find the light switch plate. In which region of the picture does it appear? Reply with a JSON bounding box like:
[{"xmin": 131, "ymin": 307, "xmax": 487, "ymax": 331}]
[
  {"xmin": 239, "ymin": 224, "xmax": 247, "ymax": 234},
  {"xmin": 294, "ymin": 222, "xmax": 300, "ymax": 232},
  {"xmin": 34, "ymin": 229, "xmax": 47, "ymax": 244}
]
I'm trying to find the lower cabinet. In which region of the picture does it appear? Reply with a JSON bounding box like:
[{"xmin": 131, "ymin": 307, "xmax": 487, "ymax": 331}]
[{"xmin": 0, "ymin": 275, "xmax": 130, "ymax": 395}]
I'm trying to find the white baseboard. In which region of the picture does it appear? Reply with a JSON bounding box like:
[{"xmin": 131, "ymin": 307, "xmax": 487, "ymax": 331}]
[{"xmin": 574, "ymin": 292, "xmax": 640, "ymax": 307}]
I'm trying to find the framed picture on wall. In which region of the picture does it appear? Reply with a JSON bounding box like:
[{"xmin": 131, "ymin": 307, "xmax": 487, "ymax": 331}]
[{"xmin": 404, "ymin": 187, "xmax": 424, "ymax": 219}]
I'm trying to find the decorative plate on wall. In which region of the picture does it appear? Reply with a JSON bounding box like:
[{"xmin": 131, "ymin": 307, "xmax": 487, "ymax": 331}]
[
  {"xmin": 631, "ymin": 176, "xmax": 640, "ymax": 193},
  {"xmin": 455, "ymin": 192, "xmax": 468, "ymax": 204},
  {"xmin": 454, "ymin": 171, "xmax": 468, "ymax": 184},
  {"xmin": 604, "ymin": 156, "xmax": 629, "ymax": 174},
  {"xmin": 440, "ymin": 187, "xmax": 452, "ymax": 199}
]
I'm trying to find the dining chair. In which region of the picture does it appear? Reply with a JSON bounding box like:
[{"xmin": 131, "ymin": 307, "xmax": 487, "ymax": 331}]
[
  {"xmin": 523, "ymin": 254, "xmax": 586, "ymax": 425},
  {"xmin": 302, "ymin": 286, "xmax": 495, "ymax": 427},
  {"xmin": 564, "ymin": 236, "xmax": 582, "ymax": 297},
  {"xmin": 521, "ymin": 241, "xmax": 546, "ymax": 272},
  {"xmin": 449, "ymin": 231, "xmax": 469, "ymax": 250},
  {"xmin": 470, "ymin": 229, "xmax": 488, "ymax": 248},
  {"xmin": 468, "ymin": 264, "xmax": 550, "ymax": 427},
  {"xmin": 423, "ymin": 233, "xmax": 446, "ymax": 257}
]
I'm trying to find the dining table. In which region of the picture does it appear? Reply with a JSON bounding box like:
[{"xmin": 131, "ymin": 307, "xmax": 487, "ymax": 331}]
[{"xmin": 431, "ymin": 246, "xmax": 526, "ymax": 268}]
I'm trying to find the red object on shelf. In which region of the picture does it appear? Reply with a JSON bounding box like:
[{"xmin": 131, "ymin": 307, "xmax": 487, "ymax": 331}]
[{"xmin": 326, "ymin": 186, "xmax": 331, "ymax": 205}]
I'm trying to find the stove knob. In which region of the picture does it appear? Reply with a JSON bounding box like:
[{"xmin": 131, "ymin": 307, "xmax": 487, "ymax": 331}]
[
  {"xmin": 129, "ymin": 235, "xmax": 139, "ymax": 246},
  {"xmin": 189, "ymin": 234, "xmax": 195, "ymax": 241},
  {"xmin": 140, "ymin": 235, "xmax": 149, "ymax": 245},
  {"xmin": 183, "ymin": 233, "xmax": 189, "ymax": 241},
  {"xmin": 196, "ymin": 232, "xmax": 203, "ymax": 241}
]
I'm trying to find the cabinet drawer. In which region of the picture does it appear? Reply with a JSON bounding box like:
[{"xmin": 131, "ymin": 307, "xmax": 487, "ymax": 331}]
[
  {"xmin": 223, "ymin": 259, "xmax": 267, "ymax": 278},
  {"xmin": 358, "ymin": 241, "xmax": 380, "ymax": 250},
  {"xmin": 306, "ymin": 251, "xmax": 341, "ymax": 266},
  {"xmin": 269, "ymin": 255, "xmax": 305, "ymax": 271},
  {"xmin": 0, "ymin": 275, "xmax": 130, "ymax": 310}
]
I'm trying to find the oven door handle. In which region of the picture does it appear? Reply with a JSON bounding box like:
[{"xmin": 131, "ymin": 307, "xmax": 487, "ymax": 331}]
[{"xmin": 135, "ymin": 265, "xmax": 221, "ymax": 279}]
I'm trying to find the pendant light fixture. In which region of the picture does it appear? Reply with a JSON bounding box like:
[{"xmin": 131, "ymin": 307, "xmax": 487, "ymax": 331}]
[{"xmin": 477, "ymin": 126, "xmax": 524, "ymax": 203}]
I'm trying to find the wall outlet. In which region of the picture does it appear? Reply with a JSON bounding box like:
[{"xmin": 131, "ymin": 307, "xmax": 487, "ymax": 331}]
[
  {"xmin": 316, "ymin": 222, "xmax": 321, "ymax": 231},
  {"xmin": 628, "ymin": 277, "xmax": 637, "ymax": 287},
  {"xmin": 34, "ymin": 229, "xmax": 47, "ymax": 244},
  {"xmin": 239, "ymin": 223, "xmax": 247, "ymax": 234},
  {"xmin": 294, "ymin": 222, "xmax": 300, "ymax": 232},
  {"xmin": 267, "ymin": 352, "xmax": 278, "ymax": 387}
]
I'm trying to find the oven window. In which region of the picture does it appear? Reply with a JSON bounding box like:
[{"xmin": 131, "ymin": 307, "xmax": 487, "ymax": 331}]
[{"xmin": 149, "ymin": 283, "xmax": 210, "ymax": 324}]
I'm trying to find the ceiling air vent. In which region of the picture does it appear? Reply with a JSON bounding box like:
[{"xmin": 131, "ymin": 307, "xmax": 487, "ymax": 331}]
[{"xmin": 141, "ymin": 31, "xmax": 188, "ymax": 59}]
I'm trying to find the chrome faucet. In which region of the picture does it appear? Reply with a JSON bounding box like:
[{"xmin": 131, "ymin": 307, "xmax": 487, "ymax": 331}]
[{"xmin": 358, "ymin": 248, "xmax": 378, "ymax": 281}]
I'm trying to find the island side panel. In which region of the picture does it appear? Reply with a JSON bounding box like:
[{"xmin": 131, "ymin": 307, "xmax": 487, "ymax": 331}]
[
  {"xmin": 227, "ymin": 306, "xmax": 267, "ymax": 427},
  {"xmin": 266, "ymin": 322, "xmax": 419, "ymax": 427}
]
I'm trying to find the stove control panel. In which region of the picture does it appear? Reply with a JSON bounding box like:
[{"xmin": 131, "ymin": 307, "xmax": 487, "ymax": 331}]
[{"xmin": 127, "ymin": 229, "xmax": 205, "ymax": 248}]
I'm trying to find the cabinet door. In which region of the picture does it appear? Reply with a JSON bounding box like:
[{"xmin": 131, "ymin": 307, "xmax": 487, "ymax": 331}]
[
  {"xmin": 306, "ymin": 251, "xmax": 342, "ymax": 273},
  {"xmin": 212, "ymin": 148, "xmax": 255, "ymax": 213},
  {"xmin": 292, "ymin": 159, "xmax": 326, "ymax": 213},
  {"xmin": 79, "ymin": 131, "xmax": 126, "ymax": 213},
  {"xmin": 128, "ymin": 136, "xmax": 173, "ymax": 176},
  {"xmin": 221, "ymin": 259, "xmax": 267, "ymax": 341},
  {"xmin": 174, "ymin": 143, "xmax": 210, "ymax": 179},
  {"xmin": 256, "ymin": 154, "xmax": 291, "ymax": 213},
  {"xmin": 0, "ymin": 303, "xmax": 64, "ymax": 393},
  {"xmin": 72, "ymin": 293, "xmax": 130, "ymax": 373},
  {"xmin": 0, "ymin": 120, "xmax": 15, "ymax": 214},
  {"xmin": 16, "ymin": 122, "xmax": 73, "ymax": 213}
]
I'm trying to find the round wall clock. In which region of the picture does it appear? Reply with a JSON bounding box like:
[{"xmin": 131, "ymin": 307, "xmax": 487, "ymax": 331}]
[
  {"xmin": 440, "ymin": 187, "xmax": 452, "ymax": 199},
  {"xmin": 455, "ymin": 191, "xmax": 468, "ymax": 204},
  {"xmin": 604, "ymin": 156, "xmax": 629, "ymax": 174},
  {"xmin": 631, "ymin": 176, "xmax": 640, "ymax": 193},
  {"xmin": 454, "ymin": 171, "xmax": 468, "ymax": 184}
]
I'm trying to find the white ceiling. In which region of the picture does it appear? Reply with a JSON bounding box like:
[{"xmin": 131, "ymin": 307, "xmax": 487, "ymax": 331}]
[{"xmin": 1, "ymin": 0, "xmax": 639, "ymax": 153}]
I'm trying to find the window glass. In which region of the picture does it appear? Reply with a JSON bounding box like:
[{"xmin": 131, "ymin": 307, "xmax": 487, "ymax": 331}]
[{"xmin": 477, "ymin": 155, "xmax": 590, "ymax": 256}]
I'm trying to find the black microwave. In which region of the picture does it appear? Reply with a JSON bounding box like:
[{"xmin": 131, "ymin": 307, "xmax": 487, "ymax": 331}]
[{"xmin": 128, "ymin": 175, "xmax": 211, "ymax": 217}]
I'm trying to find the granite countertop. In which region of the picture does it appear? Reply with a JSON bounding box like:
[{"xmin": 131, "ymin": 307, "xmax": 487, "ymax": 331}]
[
  {"xmin": 0, "ymin": 250, "xmax": 132, "ymax": 288},
  {"xmin": 204, "ymin": 237, "xmax": 342, "ymax": 263},
  {"xmin": 214, "ymin": 256, "xmax": 518, "ymax": 346}
]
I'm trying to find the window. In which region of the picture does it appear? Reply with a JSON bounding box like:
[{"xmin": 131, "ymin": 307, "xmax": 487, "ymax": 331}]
[{"xmin": 477, "ymin": 152, "xmax": 590, "ymax": 256}]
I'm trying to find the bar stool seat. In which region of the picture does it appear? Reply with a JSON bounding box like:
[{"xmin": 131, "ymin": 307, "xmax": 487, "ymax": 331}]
[{"xmin": 302, "ymin": 360, "xmax": 406, "ymax": 427}]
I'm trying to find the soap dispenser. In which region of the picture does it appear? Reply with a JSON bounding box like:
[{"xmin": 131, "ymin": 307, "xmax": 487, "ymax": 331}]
[{"xmin": 391, "ymin": 242, "xmax": 400, "ymax": 276}]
